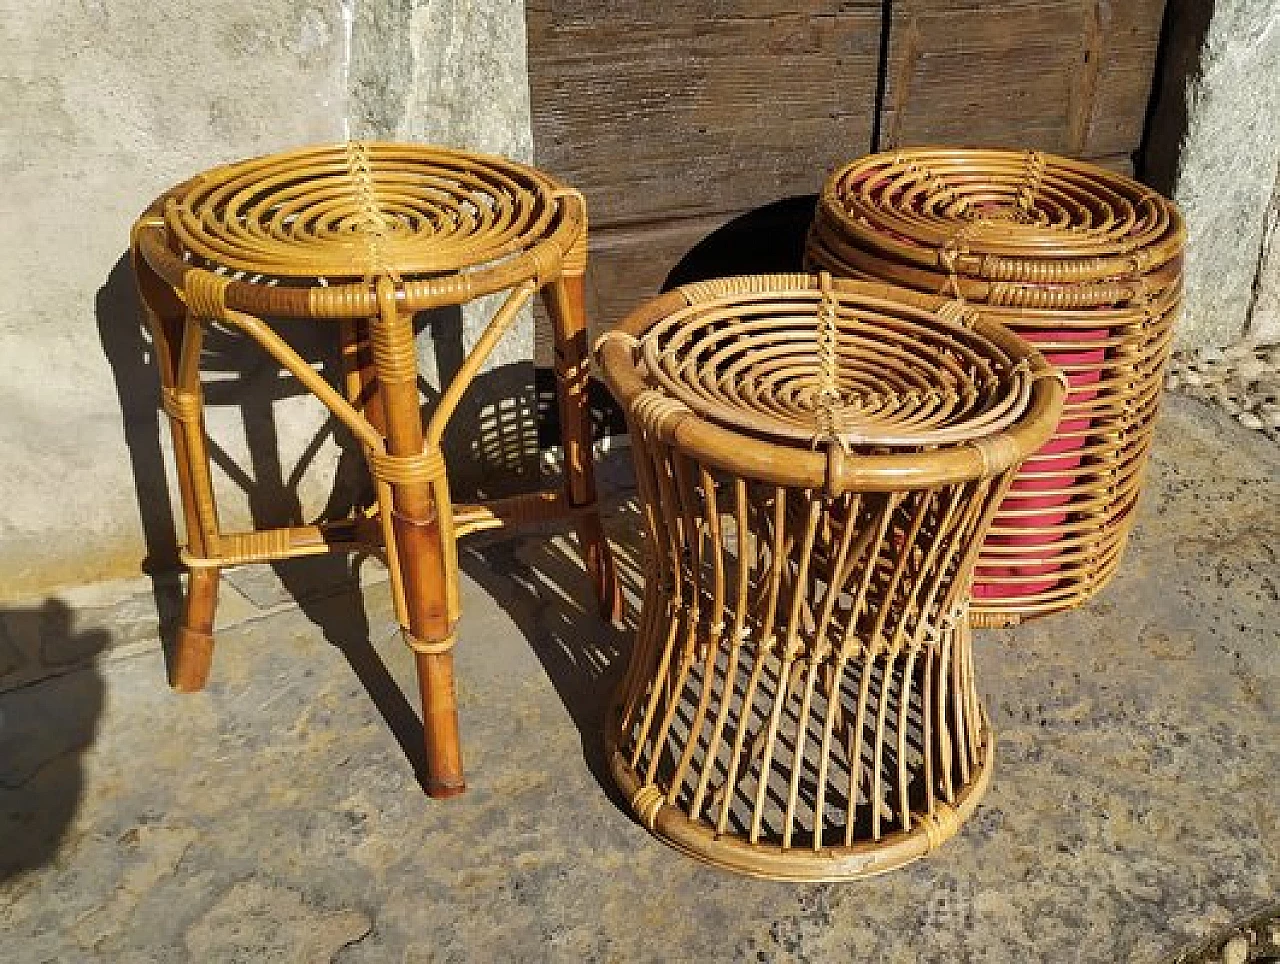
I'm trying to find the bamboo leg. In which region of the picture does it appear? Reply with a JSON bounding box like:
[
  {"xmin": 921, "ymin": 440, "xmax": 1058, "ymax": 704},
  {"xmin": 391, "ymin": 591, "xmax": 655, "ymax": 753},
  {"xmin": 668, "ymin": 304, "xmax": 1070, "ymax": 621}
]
[
  {"xmin": 133, "ymin": 245, "xmax": 223, "ymax": 691},
  {"xmin": 167, "ymin": 315, "xmax": 224, "ymax": 691},
  {"xmin": 173, "ymin": 567, "xmax": 218, "ymax": 692},
  {"xmin": 369, "ymin": 279, "xmax": 465, "ymax": 798},
  {"xmin": 542, "ymin": 272, "xmax": 622, "ymax": 624}
]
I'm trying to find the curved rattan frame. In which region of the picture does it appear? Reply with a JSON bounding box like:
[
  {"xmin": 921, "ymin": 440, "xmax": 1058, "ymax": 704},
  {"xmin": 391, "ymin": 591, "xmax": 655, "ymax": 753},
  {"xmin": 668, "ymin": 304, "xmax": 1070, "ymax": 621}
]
[
  {"xmin": 596, "ymin": 274, "xmax": 1063, "ymax": 880},
  {"xmin": 130, "ymin": 142, "xmax": 620, "ymax": 798},
  {"xmin": 807, "ymin": 147, "xmax": 1185, "ymax": 623}
]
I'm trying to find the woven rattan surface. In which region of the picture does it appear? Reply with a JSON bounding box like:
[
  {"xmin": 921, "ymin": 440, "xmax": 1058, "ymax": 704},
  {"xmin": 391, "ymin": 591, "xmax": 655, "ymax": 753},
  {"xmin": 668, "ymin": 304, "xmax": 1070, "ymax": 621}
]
[
  {"xmin": 808, "ymin": 148, "xmax": 1185, "ymax": 623},
  {"xmin": 164, "ymin": 142, "xmax": 557, "ymax": 280},
  {"xmin": 596, "ymin": 274, "xmax": 1063, "ymax": 880},
  {"xmin": 136, "ymin": 142, "xmax": 587, "ymax": 320},
  {"xmin": 131, "ymin": 142, "xmax": 617, "ymax": 799},
  {"xmin": 636, "ymin": 277, "xmax": 1034, "ymax": 451}
]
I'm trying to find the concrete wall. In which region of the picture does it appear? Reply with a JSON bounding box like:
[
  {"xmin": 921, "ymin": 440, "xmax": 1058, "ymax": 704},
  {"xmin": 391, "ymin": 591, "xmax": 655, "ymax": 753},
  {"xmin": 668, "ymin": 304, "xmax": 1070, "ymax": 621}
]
[
  {"xmin": 0, "ymin": 0, "xmax": 533, "ymax": 601},
  {"xmin": 1251, "ymin": 167, "xmax": 1280, "ymax": 343}
]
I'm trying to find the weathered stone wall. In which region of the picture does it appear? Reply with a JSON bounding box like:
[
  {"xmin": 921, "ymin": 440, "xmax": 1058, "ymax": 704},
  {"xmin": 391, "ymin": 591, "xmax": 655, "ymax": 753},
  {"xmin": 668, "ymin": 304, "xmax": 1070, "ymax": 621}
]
[
  {"xmin": 0, "ymin": 0, "xmax": 533, "ymax": 601},
  {"xmin": 1148, "ymin": 0, "xmax": 1280, "ymax": 349},
  {"xmin": 1250, "ymin": 168, "xmax": 1280, "ymax": 343}
]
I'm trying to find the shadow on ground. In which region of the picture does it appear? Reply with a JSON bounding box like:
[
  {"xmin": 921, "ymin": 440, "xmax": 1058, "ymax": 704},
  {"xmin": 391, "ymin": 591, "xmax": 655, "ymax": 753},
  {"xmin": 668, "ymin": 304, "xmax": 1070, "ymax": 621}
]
[
  {"xmin": 459, "ymin": 487, "xmax": 646, "ymax": 810},
  {"xmin": 663, "ymin": 194, "xmax": 816, "ymax": 291},
  {"xmin": 0, "ymin": 600, "xmax": 109, "ymax": 883}
]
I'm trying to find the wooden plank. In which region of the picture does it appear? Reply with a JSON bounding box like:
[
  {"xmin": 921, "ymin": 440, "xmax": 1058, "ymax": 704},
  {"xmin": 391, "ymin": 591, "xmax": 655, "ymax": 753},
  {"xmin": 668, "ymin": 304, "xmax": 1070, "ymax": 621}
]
[
  {"xmin": 528, "ymin": 1, "xmax": 882, "ymax": 226},
  {"xmin": 879, "ymin": 0, "xmax": 1166, "ymax": 161}
]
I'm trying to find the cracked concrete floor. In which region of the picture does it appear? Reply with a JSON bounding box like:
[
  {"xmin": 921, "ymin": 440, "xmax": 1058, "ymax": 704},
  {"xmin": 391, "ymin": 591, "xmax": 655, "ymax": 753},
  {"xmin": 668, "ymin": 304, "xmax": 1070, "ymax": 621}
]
[{"xmin": 1, "ymin": 394, "xmax": 1276, "ymax": 963}]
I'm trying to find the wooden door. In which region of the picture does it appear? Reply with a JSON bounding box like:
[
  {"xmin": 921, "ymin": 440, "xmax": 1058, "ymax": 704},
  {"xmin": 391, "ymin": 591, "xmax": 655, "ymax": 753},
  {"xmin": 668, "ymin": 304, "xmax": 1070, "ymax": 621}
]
[
  {"xmin": 879, "ymin": 0, "xmax": 1166, "ymax": 172},
  {"xmin": 527, "ymin": 0, "xmax": 1167, "ymax": 344},
  {"xmin": 527, "ymin": 1, "xmax": 883, "ymax": 339}
]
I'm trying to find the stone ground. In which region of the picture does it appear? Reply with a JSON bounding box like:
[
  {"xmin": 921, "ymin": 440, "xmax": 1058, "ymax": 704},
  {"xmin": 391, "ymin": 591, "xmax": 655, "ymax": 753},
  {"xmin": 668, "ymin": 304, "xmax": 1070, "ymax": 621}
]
[
  {"xmin": 1167, "ymin": 344, "xmax": 1280, "ymax": 442},
  {"xmin": 1, "ymin": 394, "xmax": 1276, "ymax": 963}
]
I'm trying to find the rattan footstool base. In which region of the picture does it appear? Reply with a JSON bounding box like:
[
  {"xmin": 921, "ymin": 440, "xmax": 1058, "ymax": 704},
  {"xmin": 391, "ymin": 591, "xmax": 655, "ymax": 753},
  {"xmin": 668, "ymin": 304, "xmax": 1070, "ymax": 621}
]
[{"xmin": 607, "ymin": 702, "xmax": 994, "ymax": 882}]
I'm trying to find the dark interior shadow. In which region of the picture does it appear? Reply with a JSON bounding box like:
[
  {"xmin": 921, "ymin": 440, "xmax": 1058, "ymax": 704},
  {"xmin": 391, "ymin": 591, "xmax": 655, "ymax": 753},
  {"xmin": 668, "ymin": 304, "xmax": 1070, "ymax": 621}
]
[
  {"xmin": 533, "ymin": 367, "xmax": 629, "ymax": 453},
  {"xmin": 1138, "ymin": 0, "xmax": 1215, "ymax": 193},
  {"xmin": 96, "ymin": 255, "xmax": 550, "ymax": 790},
  {"xmin": 662, "ymin": 194, "xmax": 817, "ymax": 291},
  {"xmin": 0, "ymin": 600, "xmax": 109, "ymax": 882}
]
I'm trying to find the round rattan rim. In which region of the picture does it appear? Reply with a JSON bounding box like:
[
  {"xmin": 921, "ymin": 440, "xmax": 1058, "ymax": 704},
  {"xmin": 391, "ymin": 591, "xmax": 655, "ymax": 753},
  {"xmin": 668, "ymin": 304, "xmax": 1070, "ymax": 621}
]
[
  {"xmin": 133, "ymin": 141, "xmax": 586, "ymax": 319},
  {"xmin": 596, "ymin": 274, "xmax": 1065, "ymax": 494}
]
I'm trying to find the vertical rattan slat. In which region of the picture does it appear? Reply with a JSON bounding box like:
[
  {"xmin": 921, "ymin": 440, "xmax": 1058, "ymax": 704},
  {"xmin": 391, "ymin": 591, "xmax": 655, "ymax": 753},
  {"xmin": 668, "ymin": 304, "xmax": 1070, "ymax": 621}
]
[
  {"xmin": 806, "ymin": 147, "xmax": 1185, "ymax": 624},
  {"xmin": 596, "ymin": 273, "xmax": 1064, "ymax": 880}
]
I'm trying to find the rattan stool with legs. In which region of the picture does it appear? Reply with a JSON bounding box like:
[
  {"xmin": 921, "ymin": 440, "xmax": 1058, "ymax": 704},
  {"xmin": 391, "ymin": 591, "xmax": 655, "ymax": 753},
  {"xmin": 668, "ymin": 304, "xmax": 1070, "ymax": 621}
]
[
  {"xmin": 807, "ymin": 148, "xmax": 1184, "ymax": 624},
  {"xmin": 130, "ymin": 142, "xmax": 620, "ymax": 797},
  {"xmin": 595, "ymin": 273, "xmax": 1064, "ymax": 880}
]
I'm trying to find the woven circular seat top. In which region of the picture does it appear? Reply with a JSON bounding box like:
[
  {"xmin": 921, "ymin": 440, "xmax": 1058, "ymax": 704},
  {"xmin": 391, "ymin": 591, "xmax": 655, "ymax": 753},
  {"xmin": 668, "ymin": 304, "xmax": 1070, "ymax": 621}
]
[
  {"xmin": 634, "ymin": 276, "xmax": 1041, "ymax": 450},
  {"xmin": 818, "ymin": 148, "xmax": 1182, "ymax": 270},
  {"xmin": 161, "ymin": 142, "xmax": 562, "ymax": 281}
]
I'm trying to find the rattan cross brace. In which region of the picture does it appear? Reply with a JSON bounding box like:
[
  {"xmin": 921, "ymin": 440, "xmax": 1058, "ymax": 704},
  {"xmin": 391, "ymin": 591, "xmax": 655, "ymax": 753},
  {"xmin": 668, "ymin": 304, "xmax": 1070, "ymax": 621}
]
[{"xmin": 130, "ymin": 142, "xmax": 621, "ymax": 797}]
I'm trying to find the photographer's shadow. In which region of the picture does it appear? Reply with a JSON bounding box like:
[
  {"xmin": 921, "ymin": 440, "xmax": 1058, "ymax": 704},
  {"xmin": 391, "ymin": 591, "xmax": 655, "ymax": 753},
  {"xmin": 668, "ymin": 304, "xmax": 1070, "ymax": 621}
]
[{"xmin": 0, "ymin": 600, "xmax": 110, "ymax": 883}]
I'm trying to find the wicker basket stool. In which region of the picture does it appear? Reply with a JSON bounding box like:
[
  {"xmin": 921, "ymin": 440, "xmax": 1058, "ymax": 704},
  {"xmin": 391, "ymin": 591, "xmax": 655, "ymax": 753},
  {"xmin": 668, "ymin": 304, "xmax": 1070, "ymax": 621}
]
[
  {"xmin": 130, "ymin": 142, "xmax": 621, "ymax": 797},
  {"xmin": 595, "ymin": 273, "xmax": 1064, "ymax": 880},
  {"xmin": 807, "ymin": 148, "xmax": 1184, "ymax": 624}
]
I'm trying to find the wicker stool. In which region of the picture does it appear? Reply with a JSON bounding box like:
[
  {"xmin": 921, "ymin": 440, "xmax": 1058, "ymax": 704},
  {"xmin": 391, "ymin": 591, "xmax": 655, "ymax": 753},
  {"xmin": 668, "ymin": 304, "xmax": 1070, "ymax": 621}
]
[
  {"xmin": 807, "ymin": 148, "xmax": 1184, "ymax": 624},
  {"xmin": 595, "ymin": 273, "xmax": 1064, "ymax": 880},
  {"xmin": 130, "ymin": 142, "xmax": 620, "ymax": 797}
]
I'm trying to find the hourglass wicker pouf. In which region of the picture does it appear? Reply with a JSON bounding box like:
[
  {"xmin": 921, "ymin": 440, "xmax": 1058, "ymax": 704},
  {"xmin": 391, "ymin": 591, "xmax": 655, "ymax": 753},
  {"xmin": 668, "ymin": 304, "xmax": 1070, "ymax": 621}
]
[
  {"xmin": 807, "ymin": 148, "xmax": 1185, "ymax": 624},
  {"xmin": 130, "ymin": 142, "xmax": 620, "ymax": 797},
  {"xmin": 595, "ymin": 274, "xmax": 1064, "ymax": 880}
]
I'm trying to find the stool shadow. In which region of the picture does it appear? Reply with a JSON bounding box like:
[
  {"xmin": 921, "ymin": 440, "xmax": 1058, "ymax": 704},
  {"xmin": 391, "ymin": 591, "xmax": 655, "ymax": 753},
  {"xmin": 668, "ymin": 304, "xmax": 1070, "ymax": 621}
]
[
  {"xmin": 458, "ymin": 490, "xmax": 646, "ymax": 810},
  {"xmin": 96, "ymin": 253, "xmax": 550, "ymax": 790},
  {"xmin": 663, "ymin": 194, "xmax": 816, "ymax": 291},
  {"xmin": 95, "ymin": 256, "xmax": 185, "ymax": 639}
]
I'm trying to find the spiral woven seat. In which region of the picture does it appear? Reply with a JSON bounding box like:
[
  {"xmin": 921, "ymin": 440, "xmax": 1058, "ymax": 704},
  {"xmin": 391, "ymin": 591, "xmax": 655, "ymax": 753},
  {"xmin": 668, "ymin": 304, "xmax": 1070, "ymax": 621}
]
[
  {"xmin": 808, "ymin": 148, "xmax": 1185, "ymax": 623},
  {"xmin": 637, "ymin": 278, "xmax": 1033, "ymax": 450},
  {"xmin": 596, "ymin": 274, "xmax": 1064, "ymax": 880},
  {"xmin": 131, "ymin": 142, "xmax": 618, "ymax": 799},
  {"xmin": 164, "ymin": 143, "xmax": 559, "ymax": 281}
]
